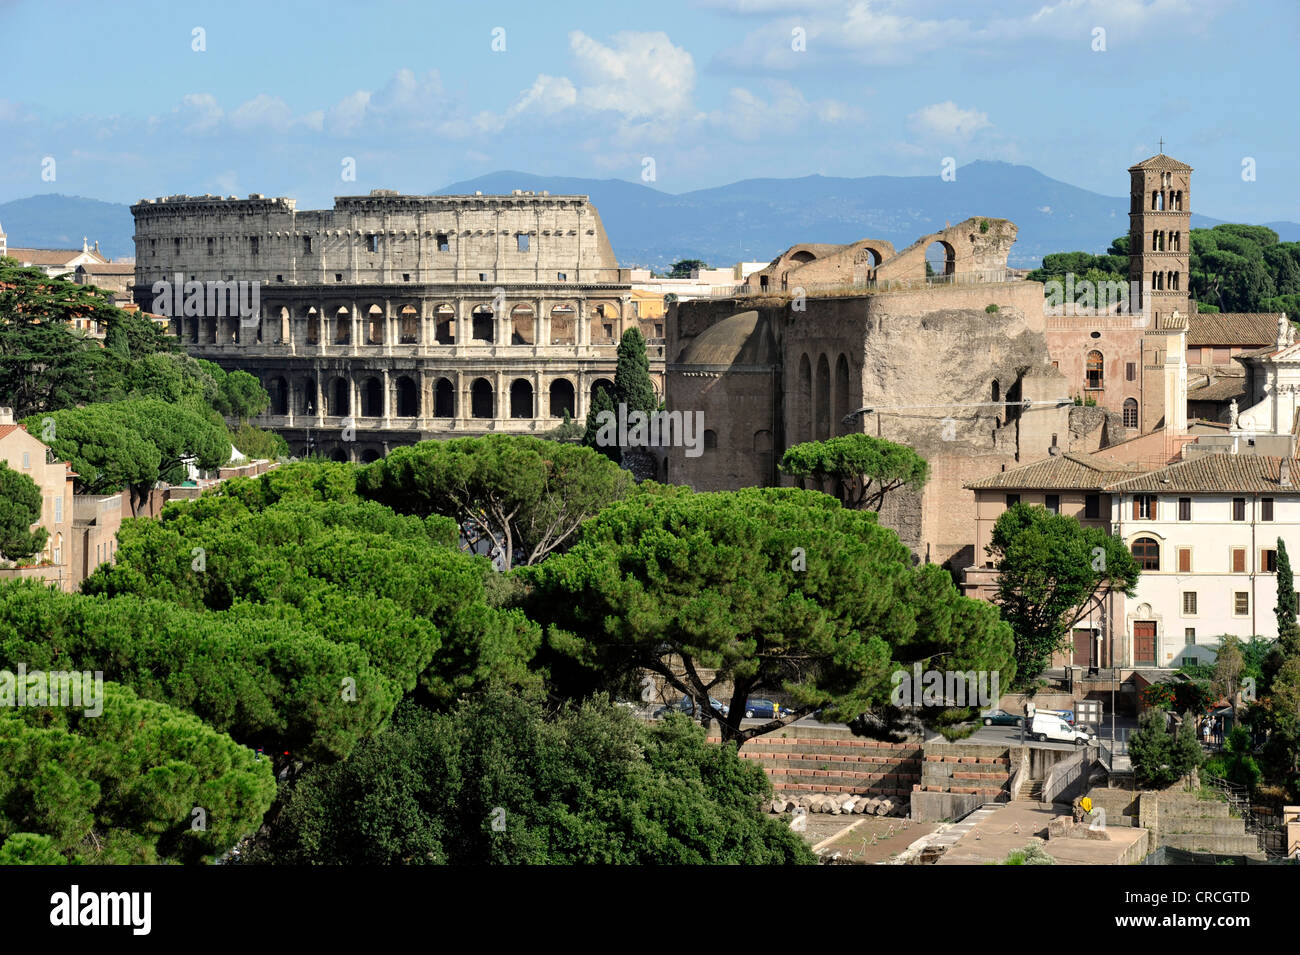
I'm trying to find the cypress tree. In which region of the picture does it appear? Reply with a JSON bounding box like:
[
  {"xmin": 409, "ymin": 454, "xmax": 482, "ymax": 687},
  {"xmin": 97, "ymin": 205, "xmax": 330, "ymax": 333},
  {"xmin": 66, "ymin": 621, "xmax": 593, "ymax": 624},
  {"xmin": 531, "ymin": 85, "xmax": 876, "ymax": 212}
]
[
  {"xmin": 612, "ymin": 327, "xmax": 657, "ymax": 417},
  {"xmin": 1276, "ymin": 537, "xmax": 1296, "ymax": 634}
]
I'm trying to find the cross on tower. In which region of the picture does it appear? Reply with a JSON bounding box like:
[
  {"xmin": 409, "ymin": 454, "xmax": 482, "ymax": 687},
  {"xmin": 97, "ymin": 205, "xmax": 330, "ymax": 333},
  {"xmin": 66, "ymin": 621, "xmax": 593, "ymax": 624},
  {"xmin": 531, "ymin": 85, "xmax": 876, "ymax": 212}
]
[{"xmin": 1158, "ymin": 137, "xmax": 1164, "ymax": 153}]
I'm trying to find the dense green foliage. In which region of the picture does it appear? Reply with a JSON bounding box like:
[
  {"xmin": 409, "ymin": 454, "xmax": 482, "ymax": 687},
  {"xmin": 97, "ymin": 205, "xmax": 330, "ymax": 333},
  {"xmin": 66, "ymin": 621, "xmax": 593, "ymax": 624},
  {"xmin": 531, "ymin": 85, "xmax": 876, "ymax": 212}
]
[
  {"xmin": 82, "ymin": 462, "xmax": 542, "ymax": 709},
  {"xmin": 525, "ymin": 485, "xmax": 1015, "ymax": 744},
  {"xmin": 0, "ymin": 680, "xmax": 275, "ymax": 863},
  {"xmin": 358, "ymin": 436, "xmax": 634, "ymax": 567},
  {"xmin": 780, "ymin": 433, "xmax": 929, "ymax": 512},
  {"xmin": 0, "ymin": 462, "xmax": 47, "ymax": 562},
  {"xmin": 246, "ymin": 690, "xmax": 815, "ymax": 865},
  {"xmin": 987, "ymin": 503, "xmax": 1140, "ymax": 686},
  {"xmin": 1130, "ymin": 709, "xmax": 1203, "ymax": 787},
  {"xmin": 1032, "ymin": 225, "xmax": 1300, "ymax": 316},
  {"xmin": 28, "ymin": 399, "xmax": 231, "ymax": 513}
]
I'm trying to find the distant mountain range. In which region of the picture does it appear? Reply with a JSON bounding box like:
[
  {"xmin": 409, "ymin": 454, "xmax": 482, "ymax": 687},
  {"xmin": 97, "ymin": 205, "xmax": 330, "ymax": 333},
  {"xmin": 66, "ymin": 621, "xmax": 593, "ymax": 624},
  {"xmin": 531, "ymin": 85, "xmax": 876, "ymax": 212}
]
[{"xmin": 4, "ymin": 162, "xmax": 1298, "ymax": 270}]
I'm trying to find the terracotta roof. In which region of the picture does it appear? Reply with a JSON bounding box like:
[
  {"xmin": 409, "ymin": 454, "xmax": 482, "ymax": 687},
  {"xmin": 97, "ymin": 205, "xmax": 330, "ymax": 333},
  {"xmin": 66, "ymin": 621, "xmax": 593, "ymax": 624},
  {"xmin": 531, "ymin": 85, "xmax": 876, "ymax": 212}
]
[
  {"xmin": 0, "ymin": 424, "xmax": 20, "ymax": 439},
  {"xmin": 964, "ymin": 452, "xmax": 1140, "ymax": 491},
  {"xmin": 1104, "ymin": 454, "xmax": 1300, "ymax": 493},
  {"xmin": 5, "ymin": 247, "xmax": 106, "ymax": 267},
  {"xmin": 75, "ymin": 262, "xmax": 135, "ymax": 275},
  {"xmin": 1188, "ymin": 312, "xmax": 1282, "ymax": 346},
  {"xmin": 1186, "ymin": 374, "xmax": 1247, "ymax": 402},
  {"xmin": 1128, "ymin": 154, "xmax": 1193, "ymax": 172},
  {"xmin": 1235, "ymin": 344, "xmax": 1278, "ymax": 360}
]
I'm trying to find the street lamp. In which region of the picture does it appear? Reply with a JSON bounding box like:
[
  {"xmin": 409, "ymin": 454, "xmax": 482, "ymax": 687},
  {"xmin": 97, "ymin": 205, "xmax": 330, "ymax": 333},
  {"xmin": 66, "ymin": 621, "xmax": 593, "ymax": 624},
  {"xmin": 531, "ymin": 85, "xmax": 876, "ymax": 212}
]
[{"xmin": 305, "ymin": 402, "xmax": 315, "ymax": 458}]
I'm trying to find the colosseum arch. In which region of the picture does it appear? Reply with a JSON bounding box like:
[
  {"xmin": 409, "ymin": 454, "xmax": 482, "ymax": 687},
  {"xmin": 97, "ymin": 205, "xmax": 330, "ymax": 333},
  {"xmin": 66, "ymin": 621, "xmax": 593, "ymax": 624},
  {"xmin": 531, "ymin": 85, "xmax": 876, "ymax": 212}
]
[
  {"xmin": 470, "ymin": 378, "xmax": 494, "ymax": 418},
  {"xmin": 549, "ymin": 378, "xmax": 575, "ymax": 418},
  {"xmin": 267, "ymin": 376, "xmax": 289, "ymax": 416},
  {"xmin": 297, "ymin": 377, "xmax": 317, "ymax": 415},
  {"xmin": 274, "ymin": 306, "xmax": 290, "ymax": 344},
  {"xmin": 398, "ymin": 305, "xmax": 419, "ymax": 344},
  {"xmin": 329, "ymin": 446, "xmax": 349, "ymax": 462},
  {"xmin": 394, "ymin": 375, "xmax": 419, "ymax": 417},
  {"xmin": 328, "ymin": 377, "xmax": 350, "ymax": 416},
  {"xmin": 360, "ymin": 376, "xmax": 383, "ymax": 417},
  {"xmin": 510, "ymin": 378, "xmax": 534, "ymax": 418},
  {"xmin": 815, "ymin": 354, "xmax": 831, "ymax": 440},
  {"xmin": 550, "ymin": 304, "xmax": 576, "ymax": 345},
  {"xmin": 511, "ymin": 304, "xmax": 535, "ymax": 345},
  {"xmin": 334, "ymin": 307, "xmax": 351, "ymax": 344},
  {"xmin": 366, "ymin": 305, "xmax": 384, "ymax": 345},
  {"xmin": 589, "ymin": 378, "xmax": 614, "ymax": 407},
  {"xmin": 305, "ymin": 307, "xmax": 320, "ymax": 345},
  {"xmin": 434, "ymin": 378, "xmax": 455, "ymax": 418},
  {"xmin": 434, "ymin": 304, "xmax": 455, "ymax": 344},
  {"xmin": 360, "ymin": 449, "xmax": 382, "ymax": 464},
  {"xmin": 471, "ymin": 305, "xmax": 495, "ymax": 343}
]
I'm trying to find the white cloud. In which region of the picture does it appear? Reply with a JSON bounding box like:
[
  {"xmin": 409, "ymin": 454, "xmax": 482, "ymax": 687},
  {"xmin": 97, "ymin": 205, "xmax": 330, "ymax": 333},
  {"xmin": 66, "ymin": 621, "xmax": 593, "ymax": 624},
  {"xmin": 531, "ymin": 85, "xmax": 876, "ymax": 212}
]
[
  {"xmin": 570, "ymin": 31, "xmax": 695, "ymax": 119},
  {"xmin": 906, "ymin": 101, "xmax": 992, "ymax": 142}
]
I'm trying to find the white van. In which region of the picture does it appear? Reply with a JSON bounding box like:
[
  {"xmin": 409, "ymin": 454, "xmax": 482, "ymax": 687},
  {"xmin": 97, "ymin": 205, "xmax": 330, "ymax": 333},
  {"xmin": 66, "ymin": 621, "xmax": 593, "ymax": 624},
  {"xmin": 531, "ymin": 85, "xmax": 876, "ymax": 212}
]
[{"xmin": 1029, "ymin": 713, "xmax": 1093, "ymax": 746}]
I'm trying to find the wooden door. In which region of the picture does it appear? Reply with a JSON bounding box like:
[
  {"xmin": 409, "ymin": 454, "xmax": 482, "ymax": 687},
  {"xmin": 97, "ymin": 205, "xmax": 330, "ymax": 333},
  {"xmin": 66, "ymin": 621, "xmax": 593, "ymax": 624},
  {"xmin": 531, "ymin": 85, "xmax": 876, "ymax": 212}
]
[{"xmin": 1133, "ymin": 622, "xmax": 1157, "ymax": 667}]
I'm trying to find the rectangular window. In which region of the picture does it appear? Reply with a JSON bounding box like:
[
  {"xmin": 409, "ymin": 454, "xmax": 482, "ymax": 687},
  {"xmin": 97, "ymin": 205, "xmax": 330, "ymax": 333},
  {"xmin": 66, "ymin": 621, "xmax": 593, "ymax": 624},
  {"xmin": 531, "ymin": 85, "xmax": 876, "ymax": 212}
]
[
  {"xmin": 1177, "ymin": 547, "xmax": 1191, "ymax": 572},
  {"xmin": 54, "ymin": 496, "xmax": 62, "ymax": 524},
  {"xmin": 1234, "ymin": 592, "xmax": 1250, "ymax": 615},
  {"xmin": 1185, "ymin": 628, "xmax": 1196, "ymax": 645},
  {"xmin": 1133, "ymin": 495, "xmax": 1155, "ymax": 520},
  {"xmin": 1233, "ymin": 498, "xmax": 1246, "ymax": 521},
  {"xmin": 1045, "ymin": 494, "xmax": 1060, "ymax": 515},
  {"xmin": 1262, "ymin": 498, "xmax": 1274, "ymax": 521},
  {"xmin": 207, "ymin": 237, "xmax": 214, "ymax": 256},
  {"xmin": 336, "ymin": 273, "xmax": 344, "ymax": 283},
  {"xmin": 304, "ymin": 236, "xmax": 312, "ymax": 255},
  {"xmin": 1005, "ymin": 494, "xmax": 1020, "ymax": 508},
  {"xmin": 1263, "ymin": 548, "xmax": 1278, "ymax": 572},
  {"xmin": 403, "ymin": 273, "xmax": 410, "ymax": 282},
  {"xmin": 250, "ymin": 237, "xmax": 259, "ymax": 256},
  {"xmin": 1182, "ymin": 592, "xmax": 1197, "ymax": 615},
  {"xmin": 1187, "ymin": 346, "xmax": 1202, "ymax": 364},
  {"xmin": 1126, "ymin": 362, "xmax": 1136, "ymax": 381},
  {"xmin": 1214, "ymin": 347, "xmax": 1231, "ymax": 364},
  {"xmin": 173, "ymin": 237, "xmax": 181, "ymax": 254},
  {"xmin": 1084, "ymin": 494, "xmax": 1101, "ymax": 519},
  {"xmin": 366, "ymin": 235, "xmax": 379, "ymax": 253},
  {"xmin": 479, "ymin": 272, "xmax": 488, "ymax": 282},
  {"xmin": 517, "ymin": 234, "xmax": 530, "ymax": 252},
  {"xmin": 1232, "ymin": 548, "xmax": 1246, "ymax": 573},
  {"xmin": 21, "ymin": 451, "xmax": 30, "ymax": 470},
  {"xmin": 437, "ymin": 233, "xmax": 449, "ymax": 252},
  {"xmin": 557, "ymin": 272, "xmax": 567, "ymax": 281},
  {"xmin": 1178, "ymin": 497, "xmax": 1191, "ymax": 521}
]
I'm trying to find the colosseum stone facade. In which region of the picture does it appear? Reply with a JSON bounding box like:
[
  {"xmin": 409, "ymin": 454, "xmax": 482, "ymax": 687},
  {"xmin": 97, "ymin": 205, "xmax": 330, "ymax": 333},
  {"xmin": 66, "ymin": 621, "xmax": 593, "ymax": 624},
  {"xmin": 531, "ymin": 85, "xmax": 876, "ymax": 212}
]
[{"xmin": 131, "ymin": 189, "xmax": 664, "ymax": 461}]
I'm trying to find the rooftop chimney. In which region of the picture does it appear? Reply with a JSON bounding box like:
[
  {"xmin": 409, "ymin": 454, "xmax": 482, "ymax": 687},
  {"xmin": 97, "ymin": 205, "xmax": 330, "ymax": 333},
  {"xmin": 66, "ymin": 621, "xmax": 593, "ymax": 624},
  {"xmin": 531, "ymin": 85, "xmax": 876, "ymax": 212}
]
[
  {"xmin": 1281, "ymin": 459, "xmax": 1292, "ymax": 487},
  {"xmin": 0, "ymin": 407, "xmax": 12, "ymax": 425}
]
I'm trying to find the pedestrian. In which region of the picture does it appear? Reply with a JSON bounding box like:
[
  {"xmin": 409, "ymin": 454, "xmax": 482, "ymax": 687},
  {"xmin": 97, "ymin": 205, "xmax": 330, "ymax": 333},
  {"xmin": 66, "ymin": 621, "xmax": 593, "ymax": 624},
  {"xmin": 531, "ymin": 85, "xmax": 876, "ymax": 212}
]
[{"xmin": 1202, "ymin": 719, "xmax": 1210, "ymax": 746}]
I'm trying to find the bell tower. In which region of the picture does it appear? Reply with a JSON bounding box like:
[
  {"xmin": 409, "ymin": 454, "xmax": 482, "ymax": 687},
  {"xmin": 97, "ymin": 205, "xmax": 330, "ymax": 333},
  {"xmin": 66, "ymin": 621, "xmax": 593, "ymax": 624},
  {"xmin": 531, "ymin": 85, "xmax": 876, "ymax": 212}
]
[{"xmin": 1128, "ymin": 149, "xmax": 1192, "ymax": 324}]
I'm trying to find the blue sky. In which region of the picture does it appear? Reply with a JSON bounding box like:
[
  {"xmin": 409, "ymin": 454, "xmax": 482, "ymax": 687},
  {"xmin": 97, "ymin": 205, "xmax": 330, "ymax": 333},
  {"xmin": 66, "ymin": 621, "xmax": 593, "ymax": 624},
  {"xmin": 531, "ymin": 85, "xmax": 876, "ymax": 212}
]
[{"xmin": 0, "ymin": 0, "xmax": 1294, "ymax": 222}]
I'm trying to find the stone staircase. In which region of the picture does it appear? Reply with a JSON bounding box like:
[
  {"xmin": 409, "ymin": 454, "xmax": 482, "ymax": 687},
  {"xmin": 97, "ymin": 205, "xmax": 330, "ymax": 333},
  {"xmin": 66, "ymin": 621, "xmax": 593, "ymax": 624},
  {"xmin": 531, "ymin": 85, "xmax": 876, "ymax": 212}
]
[
  {"xmin": 1152, "ymin": 793, "xmax": 1264, "ymax": 856},
  {"xmin": 715, "ymin": 735, "xmax": 922, "ymax": 798}
]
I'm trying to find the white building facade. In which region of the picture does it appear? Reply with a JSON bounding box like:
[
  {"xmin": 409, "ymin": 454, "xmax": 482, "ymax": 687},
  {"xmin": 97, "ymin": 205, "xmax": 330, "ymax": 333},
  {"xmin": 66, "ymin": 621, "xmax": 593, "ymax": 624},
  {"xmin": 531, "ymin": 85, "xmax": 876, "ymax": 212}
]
[{"xmin": 1107, "ymin": 455, "xmax": 1299, "ymax": 667}]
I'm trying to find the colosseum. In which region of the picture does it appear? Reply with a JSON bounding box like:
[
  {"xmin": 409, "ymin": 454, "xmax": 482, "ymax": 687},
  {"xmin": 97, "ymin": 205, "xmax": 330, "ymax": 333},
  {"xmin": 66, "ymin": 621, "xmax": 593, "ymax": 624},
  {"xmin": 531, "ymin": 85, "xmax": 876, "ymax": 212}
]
[{"xmin": 130, "ymin": 189, "xmax": 665, "ymax": 461}]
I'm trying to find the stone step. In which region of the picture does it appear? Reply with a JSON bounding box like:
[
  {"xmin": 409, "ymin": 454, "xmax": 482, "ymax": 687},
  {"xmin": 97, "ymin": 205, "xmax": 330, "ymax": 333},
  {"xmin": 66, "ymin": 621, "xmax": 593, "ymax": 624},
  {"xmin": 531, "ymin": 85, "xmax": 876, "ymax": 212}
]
[
  {"xmin": 1162, "ymin": 817, "xmax": 1250, "ymax": 837},
  {"xmin": 1161, "ymin": 800, "xmax": 1231, "ymax": 818},
  {"xmin": 1161, "ymin": 832, "xmax": 1264, "ymax": 855}
]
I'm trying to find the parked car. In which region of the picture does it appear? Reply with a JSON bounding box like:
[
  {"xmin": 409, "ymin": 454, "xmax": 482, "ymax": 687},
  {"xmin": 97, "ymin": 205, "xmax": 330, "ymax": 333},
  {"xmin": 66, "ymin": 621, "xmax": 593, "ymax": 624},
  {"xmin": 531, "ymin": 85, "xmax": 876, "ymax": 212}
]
[
  {"xmin": 1029, "ymin": 713, "xmax": 1093, "ymax": 746},
  {"xmin": 653, "ymin": 696, "xmax": 729, "ymax": 719},
  {"xmin": 981, "ymin": 708, "xmax": 1023, "ymax": 727},
  {"xmin": 742, "ymin": 698, "xmax": 789, "ymax": 719}
]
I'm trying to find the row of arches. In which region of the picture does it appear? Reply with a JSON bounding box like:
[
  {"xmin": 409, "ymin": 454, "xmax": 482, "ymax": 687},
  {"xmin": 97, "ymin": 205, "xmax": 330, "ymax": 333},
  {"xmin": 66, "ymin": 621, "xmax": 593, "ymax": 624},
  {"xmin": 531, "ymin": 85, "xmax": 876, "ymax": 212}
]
[
  {"xmin": 177, "ymin": 301, "xmax": 600, "ymax": 348},
  {"xmin": 264, "ymin": 374, "xmax": 615, "ymax": 421},
  {"xmin": 792, "ymin": 351, "xmax": 854, "ymax": 445},
  {"xmin": 1151, "ymin": 271, "xmax": 1181, "ymax": 290},
  {"xmin": 1150, "ymin": 230, "xmax": 1182, "ymax": 252}
]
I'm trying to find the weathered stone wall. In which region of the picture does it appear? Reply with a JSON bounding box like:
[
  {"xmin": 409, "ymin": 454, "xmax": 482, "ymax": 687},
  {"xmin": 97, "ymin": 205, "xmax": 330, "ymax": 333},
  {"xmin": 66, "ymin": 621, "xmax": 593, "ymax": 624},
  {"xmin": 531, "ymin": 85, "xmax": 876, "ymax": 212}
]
[{"xmin": 668, "ymin": 282, "xmax": 1069, "ymax": 569}]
